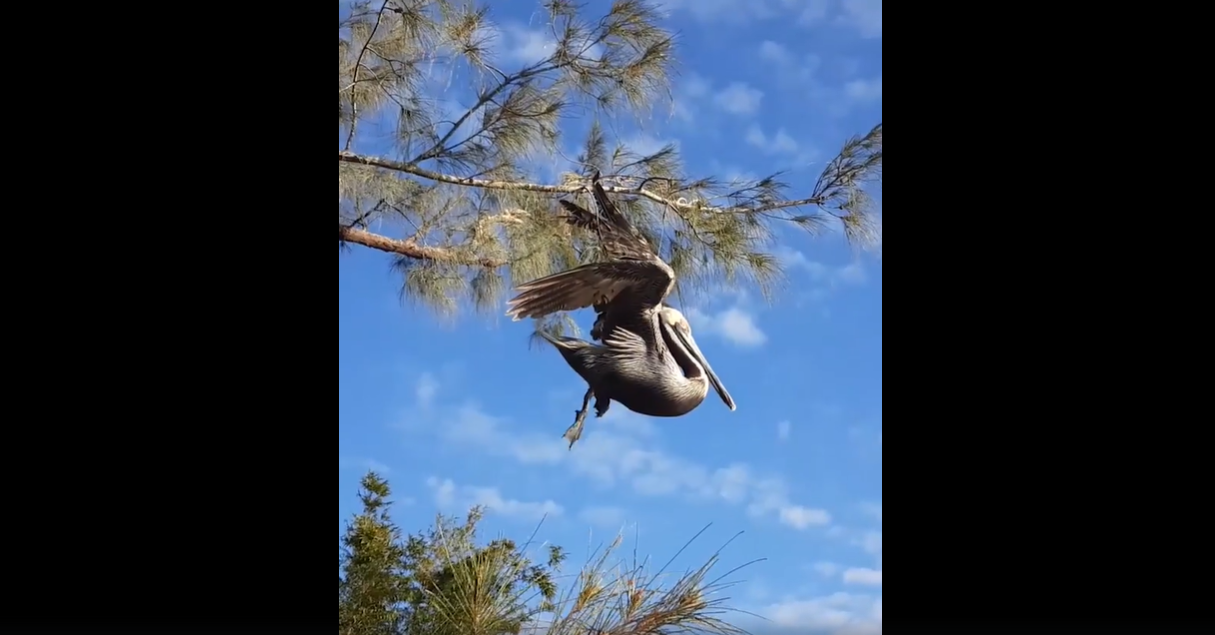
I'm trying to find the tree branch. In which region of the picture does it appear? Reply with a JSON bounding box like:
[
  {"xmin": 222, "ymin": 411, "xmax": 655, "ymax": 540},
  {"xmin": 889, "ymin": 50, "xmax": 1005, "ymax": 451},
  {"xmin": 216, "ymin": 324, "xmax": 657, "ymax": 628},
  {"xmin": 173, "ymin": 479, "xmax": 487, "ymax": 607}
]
[
  {"xmin": 342, "ymin": 1, "xmax": 391, "ymax": 152},
  {"xmin": 338, "ymin": 150, "xmax": 828, "ymax": 215},
  {"xmin": 338, "ymin": 225, "xmax": 506, "ymax": 268}
]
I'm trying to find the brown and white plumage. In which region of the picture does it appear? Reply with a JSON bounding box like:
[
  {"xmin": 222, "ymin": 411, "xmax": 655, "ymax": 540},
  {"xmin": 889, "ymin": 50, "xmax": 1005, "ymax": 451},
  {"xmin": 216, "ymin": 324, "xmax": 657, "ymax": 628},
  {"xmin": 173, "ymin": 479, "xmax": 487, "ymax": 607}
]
[
  {"xmin": 505, "ymin": 175, "xmax": 674, "ymax": 325},
  {"xmin": 505, "ymin": 172, "xmax": 736, "ymax": 445}
]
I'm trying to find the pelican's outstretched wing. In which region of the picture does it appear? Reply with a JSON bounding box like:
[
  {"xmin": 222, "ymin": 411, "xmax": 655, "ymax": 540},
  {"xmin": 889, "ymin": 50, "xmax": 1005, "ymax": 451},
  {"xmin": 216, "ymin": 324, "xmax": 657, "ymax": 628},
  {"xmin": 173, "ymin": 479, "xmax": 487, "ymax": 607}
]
[
  {"xmin": 558, "ymin": 171, "xmax": 656, "ymax": 262},
  {"xmin": 505, "ymin": 172, "xmax": 674, "ymax": 321},
  {"xmin": 505, "ymin": 260, "xmax": 674, "ymax": 321}
]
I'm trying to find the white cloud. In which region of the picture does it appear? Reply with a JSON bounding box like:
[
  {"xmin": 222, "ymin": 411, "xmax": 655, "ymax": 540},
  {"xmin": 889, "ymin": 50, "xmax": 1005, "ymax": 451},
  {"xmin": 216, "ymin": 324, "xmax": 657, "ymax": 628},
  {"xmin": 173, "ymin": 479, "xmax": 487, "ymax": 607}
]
[
  {"xmin": 712, "ymin": 82, "xmax": 763, "ymax": 116},
  {"xmin": 601, "ymin": 407, "xmax": 658, "ymax": 438},
  {"xmin": 661, "ymin": 0, "xmax": 790, "ymax": 22},
  {"xmin": 842, "ymin": 567, "xmax": 883, "ymax": 586},
  {"xmin": 621, "ymin": 134, "xmax": 674, "ymax": 158},
  {"xmin": 860, "ymin": 501, "xmax": 882, "ymax": 521},
  {"xmin": 756, "ymin": 40, "xmax": 821, "ymax": 88},
  {"xmin": 715, "ymin": 307, "xmax": 767, "ymax": 346},
  {"xmin": 778, "ymin": 504, "xmax": 832, "ymax": 529},
  {"xmin": 686, "ymin": 306, "xmax": 767, "ymax": 347},
  {"xmin": 795, "ymin": 0, "xmax": 882, "ymax": 39},
  {"xmin": 339, "ymin": 456, "xmax": 392, "ymax": 474},
  {"xmin": 776, "ymin": 420, "xmax": 792, "ymax": 441},
  {"xmin": 422, "ymin": 402, "xmax": 830, "ymax": 530},
  {"xmin": 858, "ymin": 530, "xmax": 882, "ymax": 558},
  {"xmin": 813, "ymin": 561, "xmax": 840, "ymax": 577},
  {"xmin": 796, "ymin": 0, "xmax": 833, "ymax": 27},
  {"xmin": 663, "ymin": 0, "xmax": 877, "ymax": 28},
  {"xmin": 841, "ymin": 0, "xmax": 883, "ymax": 38},
  {"xmin": 744, "ymin": 124, "xmax": 800, "ymax": 155},
  {"xmin": 749, "ymin": 18, "xmax": 880, "ymax": 119},
  {"xmin": 578, "ymin": 505, "xmax": 627, "ymax": 529},
  {"xmin": 489, "ymin": 23, "xmax": 606, "ymax": 67},
  {"xmin": 683, "ymin": 73, "xmax": 711, "ymax": 98},
  {"xmin": 763, "ymin": 591, "xmax": 882, "ymax": 633},
  {"xmin": 757, "ymin": 40, "xmax": 793, "ymax": 66},
  {"xmin": 775, "ymin": 247, "xmax": 868, "ymax": 288},
  {"xmin": 425, "ymin": 476, "xmax": 563, "ymax": 521},
  {"xmin": 416, "ymin": 373, "xmax": 439, "ymax": 408},
  {"xmin": 672, "ymin": 73, "xmax": 711, "ymax": 121},
  {"xmin": 844, "ymin": 76, "xmax": 883, "ymax": 103}
]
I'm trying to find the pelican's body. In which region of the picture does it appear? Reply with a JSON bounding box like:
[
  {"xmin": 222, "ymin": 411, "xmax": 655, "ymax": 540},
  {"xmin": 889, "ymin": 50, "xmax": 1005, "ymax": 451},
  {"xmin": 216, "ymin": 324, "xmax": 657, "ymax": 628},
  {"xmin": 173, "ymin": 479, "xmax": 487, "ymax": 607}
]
[
  {"xmin": 537, "ymin": 304, "xmax": 725, "ymax": 417},
  {"xmin": 506, "ymin": 173, "xmax": 735, "ymax": 439}
]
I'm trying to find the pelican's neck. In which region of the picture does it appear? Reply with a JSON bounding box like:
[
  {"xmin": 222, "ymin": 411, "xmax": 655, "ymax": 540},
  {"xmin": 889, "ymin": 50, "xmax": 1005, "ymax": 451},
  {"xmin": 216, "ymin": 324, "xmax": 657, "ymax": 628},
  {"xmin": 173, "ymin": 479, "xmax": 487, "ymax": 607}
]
[{"xmin": 659, "ymin": 321, "xmax": 703, "ymax": 380}]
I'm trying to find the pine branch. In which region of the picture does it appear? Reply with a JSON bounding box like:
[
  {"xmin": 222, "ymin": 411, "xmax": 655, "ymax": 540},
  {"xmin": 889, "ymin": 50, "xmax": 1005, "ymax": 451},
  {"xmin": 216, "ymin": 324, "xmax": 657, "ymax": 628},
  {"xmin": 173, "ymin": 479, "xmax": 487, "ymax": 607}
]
[
  {"xmin": 338, "ymin": 150, "xmax": 830, "ymax": 215},
  {"xmin": 342, "ymin": 1, "xmax": 391, "ymax": 152},
  {"xmin": 339, "ymin": 225, "xmax": 506, "ymax": 268}
]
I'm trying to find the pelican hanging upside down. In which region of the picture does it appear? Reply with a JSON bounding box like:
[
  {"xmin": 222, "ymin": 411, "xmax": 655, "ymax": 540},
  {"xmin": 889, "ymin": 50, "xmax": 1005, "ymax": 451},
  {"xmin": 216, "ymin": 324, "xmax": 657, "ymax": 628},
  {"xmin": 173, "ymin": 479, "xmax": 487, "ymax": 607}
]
[{"xmin": 505, "ymin": 172, "xmax": 736, "ymax": 446}]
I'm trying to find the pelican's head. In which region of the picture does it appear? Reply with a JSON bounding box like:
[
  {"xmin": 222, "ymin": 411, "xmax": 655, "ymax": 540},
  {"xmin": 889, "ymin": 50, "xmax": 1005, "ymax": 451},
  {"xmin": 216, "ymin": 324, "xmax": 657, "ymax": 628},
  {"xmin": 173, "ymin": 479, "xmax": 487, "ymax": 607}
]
[{"xmin": 658, "ymin": 306, "xmax": 737, "ymax": 411}]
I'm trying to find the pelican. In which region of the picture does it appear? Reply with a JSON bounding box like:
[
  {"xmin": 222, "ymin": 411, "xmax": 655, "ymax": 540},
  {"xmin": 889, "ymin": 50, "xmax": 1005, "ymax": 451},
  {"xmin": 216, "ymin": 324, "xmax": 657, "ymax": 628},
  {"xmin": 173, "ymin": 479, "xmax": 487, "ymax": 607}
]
[{"xmin": 505, "ymin": 172, "xmax": 736, "ymax": 446}]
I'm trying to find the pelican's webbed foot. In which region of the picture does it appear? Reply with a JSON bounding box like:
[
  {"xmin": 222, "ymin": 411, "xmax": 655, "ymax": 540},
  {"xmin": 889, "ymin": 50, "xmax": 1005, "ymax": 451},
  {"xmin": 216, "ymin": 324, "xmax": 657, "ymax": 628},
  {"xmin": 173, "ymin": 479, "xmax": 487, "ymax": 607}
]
[{"xmin": 563, "ymin": 387, "xmax": 595, "ymax": 450}]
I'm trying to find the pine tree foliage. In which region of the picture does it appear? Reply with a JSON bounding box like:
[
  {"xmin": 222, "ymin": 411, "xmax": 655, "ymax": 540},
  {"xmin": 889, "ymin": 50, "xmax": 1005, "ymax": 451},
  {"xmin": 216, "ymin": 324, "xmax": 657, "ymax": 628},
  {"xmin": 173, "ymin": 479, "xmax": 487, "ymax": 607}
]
[
  {"xmin": 401, "ymin": 506, "xmax": 564, "ymax": 635},
  {"xmin": 338, "ymin": 471, "xmax": 756, "ymax": 635},
  {"xmin": 338, "ymin": 0, "xmax": 882, "ymax": 331},
  {"xmin": 339, "ymin": 473, "xmax": 412, "ymax": 635}
]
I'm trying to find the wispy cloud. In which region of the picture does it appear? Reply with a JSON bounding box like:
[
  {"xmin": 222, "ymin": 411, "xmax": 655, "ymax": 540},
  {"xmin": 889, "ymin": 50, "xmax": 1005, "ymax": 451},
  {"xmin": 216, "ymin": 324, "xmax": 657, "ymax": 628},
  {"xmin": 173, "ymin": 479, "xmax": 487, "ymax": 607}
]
[
  {"xmin": 757, "ymin": 39, "xmax": 795, "ymax": 66},
  {"xmin": 682, "ymin": 72, "xmax": 711, "ymax": 99},
  {"xmin": 685, "ymin": 306, "xmax": 767, "ymax": 347},
  {"xmin": 839, "ymin": 0, "xmax": 883, "ymax": 38},
  {"xmin": 412, "ymin": 388, "xmax": 830, "ymax": 531},
  {"xmin": 488, "ymin": 22, "xmax": 606, "ymax": 67},
  {"xmin": 796, "ymin": 0, "xmax": 883, "ymax": 39},
  {"xmin": 842, "ymin": 567, "xmax": 883, "ymax": 586},
  {"xmin": 416, "ymin": 372, "xmax": 439, "ymax": 408},
  {"xmin": 661, "ymin": 0, "xmax": 786, "ymax": 22},
  {"xmin": 712, "ymin": 82, "xmax": 764, "ymax": 116},
  {"xmin": 751, "ymin": 32, "xmax": 881, "ymax": 118},
  {"xmin": 857, "ymin": 530, "xmax": 882, "ymax": 561},
  {"xmin": 813, "ymin": 561, "xmax": 840, "ymax": 577},
  {"xmin": 578, "ymin": 505, "xmax": 628, "ymax": 529},
  {"xmin": 775, "ymin": 246, "xmax": 868, "ymax": 288},
  {"xmin": 762, "ymin": 591, "xmax": 882, "ymax": 633},
  {"xmin": 844, "ymin": 76, "xmax": 883, "ymax": 103},
  {"xmin": 672, "ymin": 72, "xmax": 711, "ymax": 122},
  {"xmin": 776, "ymin": 420, "xmax": 792, "ymax": 441},
  {"xmin": 339, "ymin": 456, "xmax": 393, "ymax": 474},
  {"xmin": 744, "ymin": 124, "xmax": 800, "ymax": 155},
  {"xmin": 795, "ymin": 0, "xmax": 832, "ymax": 26},
  {"xmin": 620, "ymin": 133, "xmax": 675, "ymax": 158},
  {"xmin": 426, "ymin": 476, "xmax": 563, "ymax": 521},
  {"xmin": 779, "ymin": 505, "xmax": 832, "ymax": 529}
]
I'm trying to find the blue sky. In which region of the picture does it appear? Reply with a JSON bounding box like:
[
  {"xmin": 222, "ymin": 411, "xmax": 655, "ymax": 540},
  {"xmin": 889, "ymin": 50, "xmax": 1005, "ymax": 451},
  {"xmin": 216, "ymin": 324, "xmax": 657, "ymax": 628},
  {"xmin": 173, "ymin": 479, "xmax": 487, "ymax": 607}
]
[{"xmin": 339, "ymin": 1, "xmax": 882, "ymax": 632}]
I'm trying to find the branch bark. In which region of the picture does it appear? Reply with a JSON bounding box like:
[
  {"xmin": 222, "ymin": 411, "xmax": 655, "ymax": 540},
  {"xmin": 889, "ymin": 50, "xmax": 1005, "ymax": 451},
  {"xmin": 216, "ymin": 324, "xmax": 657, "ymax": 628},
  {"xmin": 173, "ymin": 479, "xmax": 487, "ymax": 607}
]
[
  {"xmin": 338, "ymin": 151, "xmax": 825, "ymax": 215},
  {"xmin": 338, "ymin": 226, "xmax": 506, "ymax": 268}
]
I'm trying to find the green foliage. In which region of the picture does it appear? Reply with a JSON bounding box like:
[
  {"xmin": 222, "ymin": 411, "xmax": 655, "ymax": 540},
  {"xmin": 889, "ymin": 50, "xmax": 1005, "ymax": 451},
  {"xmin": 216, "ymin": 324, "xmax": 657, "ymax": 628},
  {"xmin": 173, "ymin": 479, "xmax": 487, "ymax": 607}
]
[
  {"xmin": 338, "ymin": 0, "xmax": 882, "ymax": 326},
  {"xmin": 340, "ymin": 473, "xmax": 564, "ymax": 635},
  {"xmin": 338, "ymin": 471, "xmax": 753, "ymax": 635},
  {"xmin": 339, "ymin": 473, "xmax": 412, "ymax": 635}
]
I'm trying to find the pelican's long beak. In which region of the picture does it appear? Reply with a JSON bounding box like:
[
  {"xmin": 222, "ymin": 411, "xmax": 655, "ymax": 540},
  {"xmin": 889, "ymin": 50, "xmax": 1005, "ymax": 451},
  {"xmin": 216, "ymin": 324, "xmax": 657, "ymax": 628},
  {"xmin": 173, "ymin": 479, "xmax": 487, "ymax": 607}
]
[{"xmin": 674, "ymin": 327, "xmax": 737, "ymax": 411}]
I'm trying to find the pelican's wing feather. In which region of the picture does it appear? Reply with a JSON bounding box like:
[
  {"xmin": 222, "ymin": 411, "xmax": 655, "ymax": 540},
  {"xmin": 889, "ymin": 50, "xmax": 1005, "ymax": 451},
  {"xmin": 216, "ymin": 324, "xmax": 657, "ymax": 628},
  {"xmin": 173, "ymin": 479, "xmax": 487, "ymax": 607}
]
[
  {"xmin": 505, "ymin": 260, "xmax": 674, "ymax": 321},
  {"xmin": 601, "ymin": 324, "xmax": 648, "ymax": 361},
  {"xmin": 558, "ymin": 199, "xmax": 655, "ymax": 263},
  {"xmin": 557, "ymin": 171, "xmax": 657, "ymax": 262}
]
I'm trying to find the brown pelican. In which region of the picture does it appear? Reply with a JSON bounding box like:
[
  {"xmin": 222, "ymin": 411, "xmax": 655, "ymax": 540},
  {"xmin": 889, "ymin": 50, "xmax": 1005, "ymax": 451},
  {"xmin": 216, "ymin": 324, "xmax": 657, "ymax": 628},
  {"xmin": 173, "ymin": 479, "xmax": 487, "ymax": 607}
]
[{"xmin": 505, "ymin": 172, "xmax": 736, "ymax": 446}]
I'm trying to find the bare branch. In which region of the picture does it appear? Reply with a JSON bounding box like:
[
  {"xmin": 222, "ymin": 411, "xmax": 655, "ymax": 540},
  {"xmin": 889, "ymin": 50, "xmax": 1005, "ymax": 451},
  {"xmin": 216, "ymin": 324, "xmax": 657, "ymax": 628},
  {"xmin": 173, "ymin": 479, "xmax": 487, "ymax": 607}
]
[
  {"xmin": 339, "ymin": 150, "xmax": 829, "ymax": 216},
  {"xmin": 342, "ymin": 1, "xmax": 390, "ymax": 152},
  {"xmin": 339, "ymin": 225, "xmax": 505, "ymax": 268}
]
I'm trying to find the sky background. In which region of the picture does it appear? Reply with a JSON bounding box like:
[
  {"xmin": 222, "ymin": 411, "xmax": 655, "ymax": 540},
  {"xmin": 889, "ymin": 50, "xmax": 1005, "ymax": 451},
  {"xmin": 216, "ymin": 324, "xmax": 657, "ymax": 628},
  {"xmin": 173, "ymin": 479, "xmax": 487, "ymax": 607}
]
[{"xmin": 339, "ymin": 1, "xmax": 882, "ymax": 633}]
